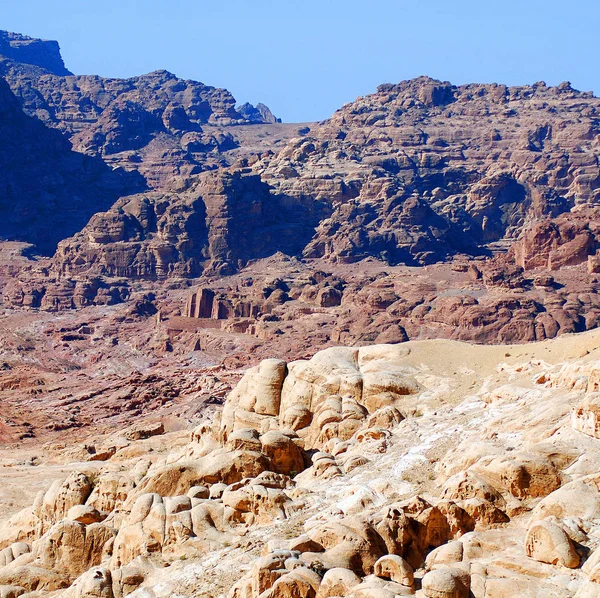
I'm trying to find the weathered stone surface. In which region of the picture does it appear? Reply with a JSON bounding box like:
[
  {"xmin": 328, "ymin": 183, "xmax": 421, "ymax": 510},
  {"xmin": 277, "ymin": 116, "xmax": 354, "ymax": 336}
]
[
  {"xmin": 421, "ymin": 567, "xmax": 470, "ymax": 598},
  {"xmin": 0, "ymin": 77, "xmax": 142, "ymax": 255},
  {"xmin": 221, "ymin": 345, "xmax": 419, "ymax": 450},
  {"xmin": 525, "ymin": 519, "xmax": 580, "ymax": 568},
  {"xmin": 0, "ymin": 30, "xmax": 71, "ymax": 75}
]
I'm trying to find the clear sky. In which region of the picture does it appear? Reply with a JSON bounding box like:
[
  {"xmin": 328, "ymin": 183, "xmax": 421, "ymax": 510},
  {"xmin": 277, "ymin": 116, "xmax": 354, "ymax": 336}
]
[{"xmin": 1, "ymin": 1, "xmax": 598, "ymax": 123}]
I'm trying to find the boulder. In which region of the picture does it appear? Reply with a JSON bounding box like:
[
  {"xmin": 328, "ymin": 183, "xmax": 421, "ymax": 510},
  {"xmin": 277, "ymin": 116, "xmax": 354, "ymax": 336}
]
[
  {"xmin": 525, "ymin": 519, "xmax": 580, "ymax": 568},
  {"xmin": 316, "ymin": 568, "xmax": 361, "ymax": 598},
  {"xmin": 373, "ymin": 554, "xmax": 414, "ymax": 586},
  {"xmin": 421, "ymin": 567, "xmax": 471, "ymax": 598}
]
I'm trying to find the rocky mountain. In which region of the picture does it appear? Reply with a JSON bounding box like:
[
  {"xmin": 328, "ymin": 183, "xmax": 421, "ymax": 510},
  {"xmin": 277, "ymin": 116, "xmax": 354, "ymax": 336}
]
[
  {"xmin": 0, "ymin": 76, "xmax": 143, "ymax": 254},
  {"xmin": 10, "ymin": 70, "xmax": 597, "ymax": 347},
  {"xmin": 43, "ymin": 77, "xmax": 600, "ymax": 280},
  {"xmin": 2, "ymin": 31, "xmax": 599, "ymax": 291},
  {"xmin": 0, "ymin": 30, "xmax": 72, "ymax": 75},
  {"xmin": 0, "ymin": 29, "xmax": 282, "ymax": 200},
  {"xmin": 273, "ymin": 77, "xmax": 599, "ymax": 265},
  {"xmin": 0, "ymin": 30, "xmax": 289, "ymax": 291},
  {"xmin": 2, "ymin": 27, "xmax": 600, "ymax": 598},
  {"xmin": 51, "ymin": 170, "xmax": 319, "ymax": 280}
]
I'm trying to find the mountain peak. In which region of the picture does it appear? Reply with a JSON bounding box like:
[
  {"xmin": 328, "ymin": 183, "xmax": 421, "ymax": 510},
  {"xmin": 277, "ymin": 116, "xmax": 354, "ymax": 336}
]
[{"xmin": 0, "ymin": 30, "xmax": 72, "ymax": 76}]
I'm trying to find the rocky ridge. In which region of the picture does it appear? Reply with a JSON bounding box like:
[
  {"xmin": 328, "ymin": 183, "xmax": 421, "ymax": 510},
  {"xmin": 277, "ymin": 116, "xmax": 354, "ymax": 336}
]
[
  {"xmin": 0, "ymin": 31, "xmax": 71, "ymax": 76},
  {"xmin": 0, "ymin": 76, "xmax": 143, "ymax": 254},
  {"xmin": 8, "ymin": 73, "xmax": 600, "ymax": 345},
  {"xmin": 45, "ymin": 76, "xmax": 600, "ymax": 281}
]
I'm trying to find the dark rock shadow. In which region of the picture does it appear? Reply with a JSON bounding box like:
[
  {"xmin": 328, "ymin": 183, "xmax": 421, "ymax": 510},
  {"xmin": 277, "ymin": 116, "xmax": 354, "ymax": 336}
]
[{"xmin": 0, "ymin": 77, "xmax": 145, "ymax": 255}]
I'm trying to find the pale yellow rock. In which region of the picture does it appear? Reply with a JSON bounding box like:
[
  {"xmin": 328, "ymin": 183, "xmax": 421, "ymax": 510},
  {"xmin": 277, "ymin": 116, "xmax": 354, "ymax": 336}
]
[
  {"xmin": 373, "ymin": 554, "xmax": 414, "ymax": 586},
  {"xmin": 0, "ymin": 543, "xmax": 29, "ymax": 567},
  {"xmin": 220, "ymin": 345, "xmax": 420, "ymax": 451},
  {"xmin": 425, "ymin": 541, "xmax": 464, "ymax": 569},
  {"xmin": 110, "ymin": 560, "xmax": 146, "ymax": 598},
  {"xmin": 86, "ymin": 472, "xmax": 135, "ymax": 513},
  {"xmin": 221, "ymin": 359, "xmax": 287, "ymax": 439},
  {"xmin": 3, "ymin": 335, "xmax": 600, "ymax": 597},
  {"xmin": 347, "ymin": 574, "xmax": 415, "ymax": 597},
  {"xmin": 187, "ymin": 485, "xmax": 210, "ymax": 500},
  {"xmin": 308, "ymin": 516, "xmax": 387, "ymax": 575},
  {"xmin": 260, "ymin": 430, "xmax": 305, "ymax": 476},
  {"xmin": 316, "ymin": 568, "xmax": 361, "ymax": 598},
  {"xmin": 227, "ymin": 428, "xmax": 262, "ymax": 452},
  {"xmin": 132, "ymin": 450, "xmax": 270, "ymax": 496},
  {"xmin": 250, "ymin": 551, "xmax": 298, "ymax": 596},
  {"xmin": 33, "ymin": 520, "xmax": 115, "ymax": 579},
  {"xmin": 575, "ymin": 581, "xmax": 600, "ymax": 598},
  {"xmin": 456, "ymin": 498, "xmax": 509, "ymax": 526},
  {"xmin": 525, "ymin": 519, "xmax": 580, "ymax": 568},
  {"xmin": 271, "ymin": 567, "xmax": 321, "ymax": 598},
  {"xmin": 572, "ymin": 393, "xmax": 600, "ymax": 438},
  {"xmin": 34, "ymin": 472, "xmax": 92, "ymax": 535},
  {"xmin": 441, "ymin": 471, "xmax": 506, "ymax": 508},
  {"xmin": 421, "ymin": 567, "xmax": 471, "ymax": 598},
  {"xmin": 0, "ymin": 564, "xmax": 64, "ymax": 592},
  {"xmin": 111, "ymin": 493, "xmax": 165, "ymax": 568},
  {"xmin": 470, "ymin": 452, "xmax": 561, "ymax": 500},
  {"xmin": 531, "ymin": 474, "xmax": 600, "ymax": 522},
  {"xmin": 60, "ymin": 567, "xmax": 113, "ymax": 598},
  {"xmin": 0, "ymin": 586, "xmax": 26, "ymax": 598}
]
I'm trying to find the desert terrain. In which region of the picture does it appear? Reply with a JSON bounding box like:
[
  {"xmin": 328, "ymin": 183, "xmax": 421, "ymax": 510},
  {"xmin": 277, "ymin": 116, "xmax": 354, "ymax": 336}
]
[{"xmin": 0, "ymin": 28, "xmax": 600, "ymax": 597}]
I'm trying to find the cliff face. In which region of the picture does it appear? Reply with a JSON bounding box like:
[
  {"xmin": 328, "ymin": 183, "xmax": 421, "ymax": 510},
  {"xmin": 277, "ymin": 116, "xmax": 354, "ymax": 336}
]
[
  {"xmin": 51, "ymin": 169, "xmax": 324, "ymax": 280},
  {"xmin": 260, "ymin": 77, "xmax": 600, "ymax": 265},
  {"xmin": 0, "ymin": 31, "xmax": 286, "ymax": 260},
  {"xmin": 0, "ymin": 77, "xmax": 143, "ymax": 254},
  {"xmin": 4, "ymin": 31, "xmax": 599, "ymax": 281},
  {"xmin": 0, "ymin": 30, "xmax": 72, "ymax": 75},
  {"xmin": 49, "ymin": 77, "xmax": 600, "ymax": 286},
  {"xmin": 2, "ymin": 67, "xmax": 245, "ymax": 136},
  {"xmin": 3, "ymin": 30, "xmax": 600, "ymax": 350},
  {"xmin": 0, "ymin": 32, "xmax": 279, "ymax": 158}
]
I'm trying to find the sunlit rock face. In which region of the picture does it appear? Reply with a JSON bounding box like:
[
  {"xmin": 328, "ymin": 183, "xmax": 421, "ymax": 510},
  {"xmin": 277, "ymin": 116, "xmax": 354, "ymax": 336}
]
[{"xmin": 1, "ymin": 332, "xmax": 600, "ymax": 596}]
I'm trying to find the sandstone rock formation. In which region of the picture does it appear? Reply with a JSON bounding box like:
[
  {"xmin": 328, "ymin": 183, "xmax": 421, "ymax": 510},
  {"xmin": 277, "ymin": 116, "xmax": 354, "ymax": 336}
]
[
  {"xmin": 2, "ymin": 31, "xmax": 600, "ymax": 357},
  {"xmin": 43, "ymin": 76, "xmax": 600, "ymax": 283},
  {"xmin": 2, "ymin": 30, "xmax": 600, "ymax": 597},
  {"xmin": 0, "ymin": 332, "xmax": 600, "ymax": 596}
]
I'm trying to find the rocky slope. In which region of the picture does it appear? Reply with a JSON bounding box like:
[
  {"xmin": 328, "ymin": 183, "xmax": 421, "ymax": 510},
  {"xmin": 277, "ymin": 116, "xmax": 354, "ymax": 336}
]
[
  {"xmin": 293, "ymin": 78, "xmax": 600, "ymax": 264},
  {"xmin": 0, "ymin": 76, "xmax": 143, "ymax": 254},
  {"xmin": 3, "ymin": 27, "xmax": 600, "ymax": 598},
  {"xmin": 1, "ymin": 331, "xmax": 600, "ymax": 596},
  {"xmin": 47, "ymin": 77, "xmax": 600, "ymax": 281},
  {"xmin": 3, "ymin": 31, "xmax": 600, "ymax": 339},
  {"xmin": 0, "ymin": 32, "xmax": 283, "ymax": 199},
  {"xmin": 25, "ymin": 76, "xmax": 600, "ymax": 340}
]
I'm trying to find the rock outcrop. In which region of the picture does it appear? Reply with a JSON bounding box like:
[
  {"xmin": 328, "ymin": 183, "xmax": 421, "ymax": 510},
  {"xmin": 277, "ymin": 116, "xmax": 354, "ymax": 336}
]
[
  {"xmin": 50, "ymin": 169, "xmax": 322, "ymax": 280},
  {"xmin": 0, "ymin": 30, "xmax": 71, "ymax": 76},
  {"xmin": 3, "ymin": 32, "xmax": 600, "ymax": 343},
  {"xmin": 0, "ymin": 77, "xmax": 143, "ymax": 254},
  {"xmin": 261, "ymin": 77, "xmax": 600, "ymax": 266},
  {"xmin": 2, "ymin": 331, "xmax": 600, "ymax": 595}
]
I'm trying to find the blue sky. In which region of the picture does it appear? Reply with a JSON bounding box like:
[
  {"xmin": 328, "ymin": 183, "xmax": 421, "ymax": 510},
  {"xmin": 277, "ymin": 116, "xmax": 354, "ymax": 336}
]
[{"xmin": 1, "ymin": 1, "xmax": 598, "ymax": 122}]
